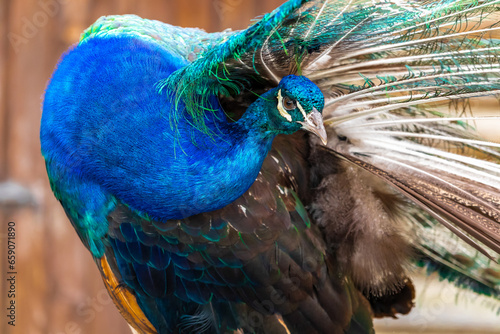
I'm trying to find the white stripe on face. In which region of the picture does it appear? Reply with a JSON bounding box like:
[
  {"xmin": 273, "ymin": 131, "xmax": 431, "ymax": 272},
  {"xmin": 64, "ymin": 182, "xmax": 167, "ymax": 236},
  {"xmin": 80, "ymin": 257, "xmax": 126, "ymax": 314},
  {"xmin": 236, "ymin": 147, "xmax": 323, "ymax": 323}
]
[{"xmin": 296, "ymin": 101, "xmax": 307, "ymax": 120}]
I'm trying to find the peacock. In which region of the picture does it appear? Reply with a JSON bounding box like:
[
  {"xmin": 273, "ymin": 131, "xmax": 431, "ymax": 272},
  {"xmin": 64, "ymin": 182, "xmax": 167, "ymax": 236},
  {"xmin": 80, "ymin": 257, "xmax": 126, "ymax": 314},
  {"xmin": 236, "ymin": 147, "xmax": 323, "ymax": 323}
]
[{"xmin": 40, "ymin": 0, "xmax": 500, "ymax": 333}]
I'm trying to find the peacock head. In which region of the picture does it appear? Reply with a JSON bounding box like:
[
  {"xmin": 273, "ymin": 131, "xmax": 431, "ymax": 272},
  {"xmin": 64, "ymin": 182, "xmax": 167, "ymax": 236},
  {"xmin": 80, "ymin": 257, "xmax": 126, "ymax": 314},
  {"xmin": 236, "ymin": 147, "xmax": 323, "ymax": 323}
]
[{"xmin": 265, "ymin": 75, "xmax": 327, "ymax": 144}]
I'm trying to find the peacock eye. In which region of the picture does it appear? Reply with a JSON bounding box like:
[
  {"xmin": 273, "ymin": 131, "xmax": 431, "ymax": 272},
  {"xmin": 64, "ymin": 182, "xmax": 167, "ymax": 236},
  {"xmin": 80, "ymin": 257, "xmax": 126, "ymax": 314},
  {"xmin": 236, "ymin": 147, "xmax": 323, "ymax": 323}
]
[{"xmin": 282, "ymin": 96, "xmax": 296, "ymax": 111}]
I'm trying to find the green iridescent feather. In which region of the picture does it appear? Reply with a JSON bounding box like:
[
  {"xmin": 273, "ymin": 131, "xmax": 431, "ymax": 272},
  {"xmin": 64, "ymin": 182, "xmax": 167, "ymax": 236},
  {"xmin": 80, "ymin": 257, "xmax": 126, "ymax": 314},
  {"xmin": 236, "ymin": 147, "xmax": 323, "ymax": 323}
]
[{"xmin": 80, "ymin": 1, "xmax": 500, "ymax": 135}]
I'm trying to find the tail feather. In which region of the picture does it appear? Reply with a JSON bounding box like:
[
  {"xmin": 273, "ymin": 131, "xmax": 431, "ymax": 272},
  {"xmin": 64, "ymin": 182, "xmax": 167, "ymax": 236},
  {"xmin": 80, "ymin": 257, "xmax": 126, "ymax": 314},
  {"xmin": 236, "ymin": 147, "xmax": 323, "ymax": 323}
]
[{"xmin": 303, "ymin": 0, "xmax": 500, "ymax": 266}]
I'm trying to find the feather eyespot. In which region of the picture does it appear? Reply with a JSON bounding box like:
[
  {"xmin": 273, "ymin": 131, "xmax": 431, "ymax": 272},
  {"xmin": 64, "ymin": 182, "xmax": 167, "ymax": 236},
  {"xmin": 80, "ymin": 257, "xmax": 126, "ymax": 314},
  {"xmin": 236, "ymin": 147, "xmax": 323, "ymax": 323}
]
[{"xmin": 282, "ymin": 96, "xmax": 296, "ymax": 111}]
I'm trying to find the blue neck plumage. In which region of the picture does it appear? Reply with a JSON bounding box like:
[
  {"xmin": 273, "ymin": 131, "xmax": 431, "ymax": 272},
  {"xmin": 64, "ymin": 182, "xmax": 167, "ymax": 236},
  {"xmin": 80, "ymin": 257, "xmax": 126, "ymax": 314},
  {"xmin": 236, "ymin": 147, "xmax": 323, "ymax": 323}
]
[
  {"xmin": 229, "ymin": 90, "xmax": 276, "ymax": 137},
  {"xmin": 170, "ymin": 90, "xmax": 277, "ymax": 217},
  {"xmin": 110, "ymin": 89, "xmax": 278, "ymax": 222}
]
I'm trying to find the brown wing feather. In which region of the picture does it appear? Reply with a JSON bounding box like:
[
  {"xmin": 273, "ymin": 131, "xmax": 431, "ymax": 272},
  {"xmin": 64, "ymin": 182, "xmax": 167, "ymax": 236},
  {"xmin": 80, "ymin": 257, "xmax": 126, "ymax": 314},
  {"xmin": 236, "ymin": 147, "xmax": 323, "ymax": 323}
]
[{"xmin": 330, "ymin": 146, "xmax": 500, "ymax": 259}]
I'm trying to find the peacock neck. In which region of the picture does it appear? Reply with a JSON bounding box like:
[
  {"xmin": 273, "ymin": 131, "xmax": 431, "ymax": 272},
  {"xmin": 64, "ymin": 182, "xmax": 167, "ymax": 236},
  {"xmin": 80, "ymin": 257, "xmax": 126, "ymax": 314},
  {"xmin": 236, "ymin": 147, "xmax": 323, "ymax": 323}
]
[
  {"xmin": 167, "ymin": 92, "xmax": 277, "ymax": 219},
  {"xmin": 114, "ymin": 92, "xmax": 280, "ymax": 222},
  {"xmin": 228, "ymin": 90, "xmax": 276, "ymax": 138}
]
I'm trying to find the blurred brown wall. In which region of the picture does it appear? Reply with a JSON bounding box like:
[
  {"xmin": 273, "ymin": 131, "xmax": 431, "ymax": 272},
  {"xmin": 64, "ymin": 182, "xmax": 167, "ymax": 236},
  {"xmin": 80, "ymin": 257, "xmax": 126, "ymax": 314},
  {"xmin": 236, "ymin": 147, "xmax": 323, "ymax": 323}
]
[{"xmin": 0, "ymin": 1, "xmax": 283, "ymax": 333}]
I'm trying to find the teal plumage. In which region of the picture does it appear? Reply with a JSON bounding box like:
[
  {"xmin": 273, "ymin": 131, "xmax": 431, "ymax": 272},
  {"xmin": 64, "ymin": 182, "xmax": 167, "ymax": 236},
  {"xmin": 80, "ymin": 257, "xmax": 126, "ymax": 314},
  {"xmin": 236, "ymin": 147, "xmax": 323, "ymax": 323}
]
[{"xmin": 41, "ymin": 1, "xmax": 500, "ymax": 333}]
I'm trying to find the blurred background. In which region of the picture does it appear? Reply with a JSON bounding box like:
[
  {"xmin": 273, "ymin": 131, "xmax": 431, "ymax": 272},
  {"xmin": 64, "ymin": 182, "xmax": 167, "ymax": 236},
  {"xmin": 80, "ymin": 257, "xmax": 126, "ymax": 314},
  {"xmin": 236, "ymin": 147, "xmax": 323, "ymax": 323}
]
[{"xmin": 0, "ymin": 1, "xmax": 498, "ymax": 333}]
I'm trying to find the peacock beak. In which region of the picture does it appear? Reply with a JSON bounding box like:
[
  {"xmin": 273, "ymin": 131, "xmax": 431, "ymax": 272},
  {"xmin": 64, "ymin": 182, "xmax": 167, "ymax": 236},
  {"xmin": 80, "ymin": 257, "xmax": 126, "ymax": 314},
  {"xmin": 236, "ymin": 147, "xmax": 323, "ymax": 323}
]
[{"xmin": 298, "ymin": 108, "xmax": 327, "ymax": 145}]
